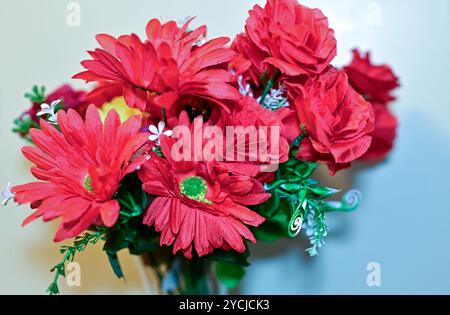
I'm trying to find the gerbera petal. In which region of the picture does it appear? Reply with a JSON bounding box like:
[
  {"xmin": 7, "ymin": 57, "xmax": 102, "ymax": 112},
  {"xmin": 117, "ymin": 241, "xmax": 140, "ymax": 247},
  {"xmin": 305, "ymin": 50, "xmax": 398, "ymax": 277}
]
[{"xmin": 99, "ymin": 199, "xmax": 120, "ymax": 227}]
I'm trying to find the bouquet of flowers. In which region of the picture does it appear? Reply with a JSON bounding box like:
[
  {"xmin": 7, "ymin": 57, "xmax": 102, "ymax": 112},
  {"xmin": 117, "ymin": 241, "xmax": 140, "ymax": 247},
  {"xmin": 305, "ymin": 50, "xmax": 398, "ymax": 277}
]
[{"xmin": 3, "ymin": 0, "xmax": 399, "ymax": 295}]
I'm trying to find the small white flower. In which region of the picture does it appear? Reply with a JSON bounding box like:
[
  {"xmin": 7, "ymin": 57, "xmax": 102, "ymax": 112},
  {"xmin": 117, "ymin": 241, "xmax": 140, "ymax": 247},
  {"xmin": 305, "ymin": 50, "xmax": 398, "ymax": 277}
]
[
  {"xmin": 148, "ymin": 121, "xmax": 173, "ymax": 145},
  {"xmin": 237, "ymin": 75, "xmax": 253, "ymax": 97},
  {"xmin": 230, "ymin": 70, "xmax": 254, "ymax": 97},
  {"xmin": 1, "ymin": 182, "xmax": 15, "ymax": 207},
  {"xmin": 259, "ymin": 83, "xmax": 290, "ymax": 110},
  {"xmin": 37, "ymin": 99, "xmax": 62, "ymax": 124}
]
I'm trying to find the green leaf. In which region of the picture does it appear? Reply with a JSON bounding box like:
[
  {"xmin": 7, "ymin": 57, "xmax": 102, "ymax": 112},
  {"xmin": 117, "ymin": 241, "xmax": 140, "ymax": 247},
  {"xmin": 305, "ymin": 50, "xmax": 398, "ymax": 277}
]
[
  {"xmin": 25, "ymin": 85, "xmax": 46, "ymax": 103},
  {"xmin": 106, "ymin": 251, "xmax": 124, "ymax": 279},
  {"xmin": 208, "ymin": 249, "xmax": 250, "ymax": 267},
  {"xmin": 127, "ymin": 226, "xmax": 159, "ymax": 255},
  {"xmin": 12, "ymin": 115, "xmax": 39, "ymax": 136},
  {"xmin": 252, "ymin": 221, "xmax": 288, "ymax": 242},
  {"xmin": 294, "ymin": 162, "xmax": 317, "ymax": 179},
  {"xmin": 269, "ymin": 201, "xmax": 291, "ymax": 228},
  {"xmin": 257, "ymin": 192, "xmax": 280, "ymax": 218},
  {"xmin": 116, "ymin": 173, "xmax": 149, "ymax": 219},
  {"xmin": 215, "ymin": 262, "xmax": 245, "ymax": 289},
  {"xmin": 103, "ymin": 219, "xmax": 160, "ymax": 256},
  {"xmin": 309, "ymin": 186, "xmax": 340, "ymax": 199},
  {"xmin": 46, "ymin": 282, "xmax": 60, "ymax": 295},
  {"xmin": 103, "ymin": 228, "xmax": 129, "ymax": 253},
  {"xmin": 280, "ymin": 183, "xmax": 302, "ymax": 193}
]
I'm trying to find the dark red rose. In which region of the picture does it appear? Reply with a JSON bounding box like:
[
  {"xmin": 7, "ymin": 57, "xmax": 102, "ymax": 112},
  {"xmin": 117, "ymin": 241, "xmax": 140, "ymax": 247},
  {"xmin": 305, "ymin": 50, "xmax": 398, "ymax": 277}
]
[
  {"xmin": 243, "ymin": 0, "xmax": 337, "ymax": 77},
  {"xmin": 293, "ymin": 68, "xmax": 375, "ymax": 175},
  {"xmin": 360, "ymin": 103, "xmax": 398, "ymax": 161},
  {"xmin": 46, "ymin": 84, "xmax": 87, "ymax": 109},
  {"xmin": 343, "ymin": 49, "xmax": 400, "ymax": 161},
  {"xmin": 28, "ymin": 84, "xmax": 88, "ymax": 121},
  {"xmin": 344, "ymin": 49, "xmax": 400, "ymax": 103}
]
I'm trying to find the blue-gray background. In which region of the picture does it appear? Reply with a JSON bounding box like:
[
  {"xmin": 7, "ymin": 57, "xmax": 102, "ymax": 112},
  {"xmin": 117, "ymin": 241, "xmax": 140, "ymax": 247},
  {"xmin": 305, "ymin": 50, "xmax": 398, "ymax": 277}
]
[{"xmin": 0, "ymin": 0, "xmax": 449, "ymax": 294}]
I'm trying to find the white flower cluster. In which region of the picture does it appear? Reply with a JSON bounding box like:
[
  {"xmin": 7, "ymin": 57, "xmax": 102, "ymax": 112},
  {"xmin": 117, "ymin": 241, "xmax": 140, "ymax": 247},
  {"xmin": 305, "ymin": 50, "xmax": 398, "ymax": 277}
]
[{"xmin": 259, "ymin": 83, "xmax": 290, "ymax": 111}]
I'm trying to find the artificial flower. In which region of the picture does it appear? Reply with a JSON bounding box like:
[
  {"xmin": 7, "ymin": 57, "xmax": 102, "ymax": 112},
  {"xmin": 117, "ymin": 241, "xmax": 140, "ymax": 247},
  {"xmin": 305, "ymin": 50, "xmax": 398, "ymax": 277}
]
[
  {"xmin": 344, "ymin": 49, "xmax": 400, "ymax": 103},
  {"xmin": 343, "ymin": 49, "xmax": 400, "ymax": 160},
  {"xmin": 37, "ymin": 99, "xmax": 62, "ymax": 124},
  {"xmin": 12, "ymin": 105, "xmax": 149, "ymax": 241},
  {"xmin": 74, "ymin": 18, "xmax": 240, "ymax": 118},
  {"xmin": 360, "ymin": 103, "xmax": 398, "ymax": 161},
  {"xmin": 26, "ymin": 84, "xmax": 88, "ymax": 122},
  {"xmin": 218, "ymin": 96, "xmax": 291, "ymax": 173},
  {"xmin": 138, "ymin": 115, "xmax": 268, "ymax": 258},
  {"xmin": 243, "ymin": 0, "xmax": 337, "ymax": 77},
  {"xmin": 98, "ymin": 96, "xmax": 143, "ymax": 123},
  {"xmin": 46, "ymin": 84, "xmax": 88, "ymax": 111},
  {"xmin": 148, "ymin": 121, "xmax": 173, "ymax": 145},
  {"xmin": 1, "ymin": 182, "xmax": 14, "ymax": 207},
  {"xmin": 231, "ymin": 33, "xmax": 269, "ymax": 87},
  {"xmin": 293, "ymin": 68, "xmax": 375, "ymax": 174}
]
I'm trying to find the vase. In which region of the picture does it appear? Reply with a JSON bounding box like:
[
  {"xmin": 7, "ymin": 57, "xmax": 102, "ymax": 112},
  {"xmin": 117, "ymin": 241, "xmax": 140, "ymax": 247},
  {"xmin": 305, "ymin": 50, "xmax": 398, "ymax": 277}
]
[{"xmin": 134, "ymin": 250, "xmax": 223, "ymax": 295}]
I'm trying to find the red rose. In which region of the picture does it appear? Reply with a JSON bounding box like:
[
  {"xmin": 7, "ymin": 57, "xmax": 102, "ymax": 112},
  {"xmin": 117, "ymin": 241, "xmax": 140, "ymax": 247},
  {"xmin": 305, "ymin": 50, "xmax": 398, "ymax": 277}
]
[
  {"xmin": 231, "ymin": 33, "xmax": 269, "ymax": 87},
  {"xmin": 360, "ymin": 103, "xmax": 398, "ymax": 161},
  {"xmin": 244, "ymin": 0, "xmax": 337, "ymax": 77},
  {"xmin": 344, "ymin": 49, "xmax": 400, "ymax": 103},
  {"xmin": 343, "ymin": 49, "xmax": 400, "ymax": 160},
  {"xmin": 294, "ymin": 68, "xmax": 375, "ymax": 174}
]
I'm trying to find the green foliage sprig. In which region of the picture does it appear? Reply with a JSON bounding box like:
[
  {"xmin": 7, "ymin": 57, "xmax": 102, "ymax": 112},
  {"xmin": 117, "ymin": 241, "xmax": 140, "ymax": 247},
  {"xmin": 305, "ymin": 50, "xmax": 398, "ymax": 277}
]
[
  {"xmin": 257, "ymin": 150, "xmax": 360, "ymax": 256},
  {"xmin": 47, "ymin": 228, "xmax": 104, "ymax": 295},
  {"xmin": 25, "ymin": 85, "xmax": 46, "ymax": 104}
]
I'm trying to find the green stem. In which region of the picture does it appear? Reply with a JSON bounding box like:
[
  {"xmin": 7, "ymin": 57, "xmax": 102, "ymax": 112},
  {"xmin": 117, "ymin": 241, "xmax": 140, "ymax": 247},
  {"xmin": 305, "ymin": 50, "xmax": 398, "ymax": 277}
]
[
  {"xmin": 126, "ymin": 189, "xmax": 139, "ymax": 211},
  {"xmin": 47, "ymin": 229, "xmax": 104, "ymax": 295},
  {"xmin": 162, "ymin": 108, "xmax": 167, "ymax": 124},
  {"xmin": 259, "ymin": 70, "xmax": 281, "ymax": 105}
]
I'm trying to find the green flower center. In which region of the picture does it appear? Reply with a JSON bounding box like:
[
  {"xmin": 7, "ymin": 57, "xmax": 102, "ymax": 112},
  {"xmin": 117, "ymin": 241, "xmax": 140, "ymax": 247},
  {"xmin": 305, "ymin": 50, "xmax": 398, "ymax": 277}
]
[
  {"xmin": 84, "ymin": 175, "xmax": 93, "ymax": 192},
  {"xmin": 179, "ymin": 176, "xmax": 211, "ymax": 204}
]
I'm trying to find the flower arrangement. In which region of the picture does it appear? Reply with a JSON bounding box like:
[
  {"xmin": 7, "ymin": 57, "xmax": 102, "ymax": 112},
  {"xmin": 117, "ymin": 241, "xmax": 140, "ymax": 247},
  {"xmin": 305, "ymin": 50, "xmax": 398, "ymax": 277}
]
[{"xmin": 4, "ymin": 0, "xmax": 399, "ymax": 295}]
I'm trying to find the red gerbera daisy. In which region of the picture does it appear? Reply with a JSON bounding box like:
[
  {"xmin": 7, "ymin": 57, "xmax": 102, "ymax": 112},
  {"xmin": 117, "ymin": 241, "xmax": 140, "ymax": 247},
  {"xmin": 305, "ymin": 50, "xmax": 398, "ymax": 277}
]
[
  {"xmin": 138, "ymin": 116, "xmax": 268, "ymax": 258},
  {"xmin": 12, "ymin": 105, "xmax": 149, "ymax": 242},
  {"xmin": 74, "ymin": 18, "xmax": 240, "ymax": 118}
]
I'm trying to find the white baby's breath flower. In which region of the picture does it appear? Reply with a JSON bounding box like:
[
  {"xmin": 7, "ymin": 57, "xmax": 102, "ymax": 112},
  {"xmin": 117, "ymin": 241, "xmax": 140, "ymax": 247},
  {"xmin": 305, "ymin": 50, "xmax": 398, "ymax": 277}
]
[
  {"xmin": 148, "ymin": 121, "xmax": 173, "ymax": 145},
  {"xmin": 1, "ymin": 182, "xmax": 15, "ymax": 207},
  {"xmin": 37, "ymin": 99, "xmax": 62, "ymax": 124},
  {"xmin": 259, "ymin": 83, "xmax": 290, "ymax": 110}
]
